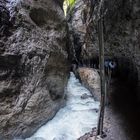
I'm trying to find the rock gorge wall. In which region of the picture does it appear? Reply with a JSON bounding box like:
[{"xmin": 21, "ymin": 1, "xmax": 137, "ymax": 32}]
[
  {"xmin": 69, "ymin": 0, "xmax": 140, "ymax": 93},
  {"xmin": 0, "ymin": 0, "xmax": 139, "ymax": 139},
  {"xmin": 0, "ymin": 0, "xmax": 70, "ymax": 139}
]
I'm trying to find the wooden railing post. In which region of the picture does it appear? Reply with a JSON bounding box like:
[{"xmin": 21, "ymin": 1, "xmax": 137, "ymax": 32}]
[{"xmin": 96, "ymin": 0, "xmax": 106, "ymax": 137}]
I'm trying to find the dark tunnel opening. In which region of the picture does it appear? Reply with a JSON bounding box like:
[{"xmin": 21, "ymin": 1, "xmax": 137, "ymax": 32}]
[
  {"xmin": 109, "ymin": 58, "xmax": 140, "ymax": 140},
  {"xmin": 110, "ymin": 80, "xmax": 140, "ymax": 140}
]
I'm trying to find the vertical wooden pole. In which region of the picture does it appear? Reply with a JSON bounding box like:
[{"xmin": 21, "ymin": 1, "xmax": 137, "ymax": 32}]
[{"xmin": 96, "ymin": 2, "xmax": 106, "ymax": 136}]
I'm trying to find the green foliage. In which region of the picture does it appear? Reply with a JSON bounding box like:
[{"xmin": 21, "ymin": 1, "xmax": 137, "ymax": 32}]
[
  {"xmin": 63, "ymin": 0, "xmax": 76, "ymax": 15},
  {"xmin": 66, "ymin": 0, "xmax": 76, "ymax": 8}
]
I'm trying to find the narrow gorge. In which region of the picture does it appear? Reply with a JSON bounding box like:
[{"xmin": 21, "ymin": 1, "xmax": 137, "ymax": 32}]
[{"xmin": 0, "ymin": 0, "xmax": 140, "ymax": 140}]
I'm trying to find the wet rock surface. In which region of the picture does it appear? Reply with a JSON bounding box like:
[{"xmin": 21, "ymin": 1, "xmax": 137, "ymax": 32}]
[
  {"xmin": 0, "ymin": 0, "xmax": 70, "ymax": 139},
  {"xmin": 77, "ymin": 67, "xmax": 100, "ymax": 101},
  {"xmin": 69, "ymin": 0, "xmax": 140, "ymax": 94}
]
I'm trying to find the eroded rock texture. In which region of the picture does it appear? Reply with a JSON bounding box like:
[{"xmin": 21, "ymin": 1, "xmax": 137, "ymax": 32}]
[
  {"xmin": 69, "ymin": 0, "xmax": 140, "ymax": 94},
  {"xmin": 78, "ymin": 67, "xmax": 100, "ymax": 101},
  {"xmin": 0, "ymin": 0, "xmax": 70, "ymax": 139}
]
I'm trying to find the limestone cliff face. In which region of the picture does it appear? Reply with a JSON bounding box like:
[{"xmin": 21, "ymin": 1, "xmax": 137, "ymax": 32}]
[
  {"xmin": 69, "ymin": 0, "xmax": 140, "ymax": 93},
  {"xmin": 0, "ymin": 0, "xmax": 70, "ymax": 139}
]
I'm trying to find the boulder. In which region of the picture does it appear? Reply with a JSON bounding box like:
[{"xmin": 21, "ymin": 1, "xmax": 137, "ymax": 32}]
[{"xmin": 78, "ymin": 67, "xmax": 101, "ymax": 101}]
